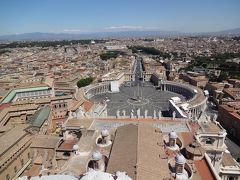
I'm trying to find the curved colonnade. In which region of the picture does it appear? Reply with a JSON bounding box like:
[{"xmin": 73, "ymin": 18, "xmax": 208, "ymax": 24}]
[
  {"xmin": 84, "ymin": 82, "xmax": 110, "ymax": 99},
  {"xmin": 160, "ymin": 81, "xmax": 207, "ymax": 120}
]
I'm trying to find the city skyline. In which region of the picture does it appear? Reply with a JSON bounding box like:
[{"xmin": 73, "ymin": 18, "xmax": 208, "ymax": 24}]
[{"xmin": 1, "ymin": 0, "xmax": 240, "ymax": 35}]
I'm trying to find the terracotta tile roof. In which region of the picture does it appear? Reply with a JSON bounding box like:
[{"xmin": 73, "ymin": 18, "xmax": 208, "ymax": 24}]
[
  {"xmin": 0, "ymin": 124, "xmax": 30, "ymax": 157},
  {"xmin": 68, "ymin": 99, "xmax": 84, "ymax": 111},
  {"xmin": 0, "ymin": 103, "xmax": 11, "ymax": 111},
  {"xmin": 23, "ymin": 164, "xmax": 41, "ymax": 177},
  {"xmin": 57, "ymin": 139, "xmax": 78, "ymax": 151},
  {"xmin": 65, "ymin": 118, "xmax": 93, "ymax": 129},
  {"xmin": 189, "ymin": 122, "xmax": 201, "ymax": 133},
  {"xmin": 181, "ymin": 132, "xmax": 194, "ymax": 146},
  {"xmin": 83, "ymin": 101, "xmax": 93, "ymax": 112},
  {"xmin": 106, "ymin": 124, "xmax": 137, "ymax": 180},
  {"xmin": 107, "ymin": 124, "xmax": 174, "ymax": 180},
  {"xmin": 194, "ymin": 158, "xmax": 215, "ymax": 180},
  {"xmin": 31, "ymin": 135, "xmax": 60, "ymax": 149},
  {"xmin": 137, "ymin": 124, "xmax": 170, "ymax": 180}
]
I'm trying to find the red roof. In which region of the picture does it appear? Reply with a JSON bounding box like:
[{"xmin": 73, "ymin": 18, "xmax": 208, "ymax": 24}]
[
  {"xmin": 84, "ymin": 101, "xmax": 93, "ymax": 112},
  {"xmin": 0, "ymin": 103, "xmax": 11, "ymax": 111},
  {"xmin": 195, "ymin": 158, "xmax": 215, "ymax": 180},
  {"xmin": 58, "ymin": 139, "xmax": 78, "ymax": 150},
  {"xmin": 181, "ymin": 132, "xmax": 194, "ymax": 146}
]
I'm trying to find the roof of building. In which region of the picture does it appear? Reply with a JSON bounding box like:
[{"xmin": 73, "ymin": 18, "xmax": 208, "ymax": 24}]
[
  {"xmin": 29, "ymin": 106, "xmax": 51, "ymax": 128},
  {"xmin": 136, "ymin": 124, "xmax": 171, "ymax": 180},
  {"xmin": 219, "ymin": 102, "xmax": 240, "ymax": 118},
  {"xmin": 1, "ymin": 86, "xmax": 50, "ymax": 104},
  {"xmin": 206, "ymin": 82, "xmax": 226, "ymax": 90},
  {"xmin": 194, "ymin": 158, "xmax": 215, "ymax": 180},
  {"xmin": 0, "ymin": 124, "xmax": 29, "ymax": 157},
  {"xmin": 222, "ymin": 152, "xmax": 239, "ymax": 167},
  {"xmin": 0, "ymin": 103, "xmax": 11, "ymax": 111},
  {"xmin": 106, "ymin": 124, "xmax": 137, "ymax": 179},
  {"xmin": 83, "ymin": 100, "xmax": 94, "ymax": 112},
  {"xmin": 65, "ymin": 118, "xmax": 93, "ymax": 129},
  {"xmin": 0, "ymin": 125, "xmax": 12, "ymax": 133},
  {"xmin": 185, "ymin": 141, "xmax": 205, "ymax": 156},
  {"xmin": 107, "ymin": 124, "xmax": 171, "ymax": 180},
  {"xmin": 57, "ymin": 139, "xmax": 78, "ymax": 151},
  {"xmin": 199, "ymin": 121, "xmax": 224, "ymax": 133},
  {"xmin": 223, "ymin": 88, "xmax": 240, "ymax": 100},
  {"xmin": 0, "ymin": 104, "xmax": 39, "ymax": 125},
  {"xmin": 68, "ymin": 99, "xmax": 85, "ymax": 111},
  {"xmin": 104, "ymin": 120, "xmax": 218, "ymax": 180},
  {"xmin": 51, "ymin": 95, "xmax": 73, "ymax": 101},
  {"xmin": 31, "ymin": 135, "xmax": 60, "ymax": 149}
]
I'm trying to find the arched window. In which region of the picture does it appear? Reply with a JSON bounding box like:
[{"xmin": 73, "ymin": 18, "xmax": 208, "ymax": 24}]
[
  {"xmin": 14, "ymin": 166, "xmax": 17, "ymax": 173},
  {"xmin": 21, "ymin": 159, "xmax": 24, "ymax": 167},
  {"xmin": 6, "ymin": 174, "xmax": 10, "ymax": 180}
]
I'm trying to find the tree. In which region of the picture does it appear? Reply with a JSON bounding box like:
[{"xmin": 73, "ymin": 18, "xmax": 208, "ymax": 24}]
[
  {"xmin": 237, "ymin": 154, "xmax": 240, "ymax": 163},
  {"xmin": 217, "ymin": 72, "xmax": 228, "ymax": 82},
  {"xmin": 99, "ymin": 51, "xmax": 124, "ymax": 60},
  {"xmin": 208, "ymin": 75, "xmax": 218, "ymax": 82},
  {"xmin": 77, "ymin": 77, "xmax": 93, "ymax": 88}
]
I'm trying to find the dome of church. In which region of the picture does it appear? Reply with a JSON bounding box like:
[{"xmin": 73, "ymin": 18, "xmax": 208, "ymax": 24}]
[
  {"xmin": 169, "ymin": 131, "xmax": 178, "ymax": 139},
  {"xmin": 92, "ymin": 151, "xmax": 102, "ymax": 161},
  {"xmin": 73, "ymin": 144, "xmax": 79, "ymax": 151},
  {"xmin": 101, "ymin": 129, "xmax": 109, "ymax": 137},
  {"xmin": 175, "ymin": 154, "xmax": 186, "ymax": 164}
]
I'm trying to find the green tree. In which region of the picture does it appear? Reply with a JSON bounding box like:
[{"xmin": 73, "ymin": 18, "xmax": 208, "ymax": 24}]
[
  {"xmin": 217, "ymin": 72, "xmax": 228, "ymax": 82},
  {"xmin": 237, "ymin": 155, "xmax": 240, "ymax": 163},
  {"xmin": 77, "ymin": 77, "xmax": 94, "ymax": 88},
  {"xmin": 99, "ymin": 51, "xmax": 124, "ymax": 60}
]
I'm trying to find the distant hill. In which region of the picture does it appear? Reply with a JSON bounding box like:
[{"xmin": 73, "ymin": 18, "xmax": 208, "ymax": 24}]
[
  {"xmin": 0, "ymin": 31, "xmax": 187, "ymax": 41},
  {"xmin": 0, "ymin": 28, "xmax": 240, "ymax": 41},
  {"xmin": 217, "ymin": 28, "xmax": 240, "ymax": 35},
  {"xmin": 200, "ymin": 28, "xmax": 240, "ymax": 36}
]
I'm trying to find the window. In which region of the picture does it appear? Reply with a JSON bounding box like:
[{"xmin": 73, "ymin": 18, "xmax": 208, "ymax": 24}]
[
  {"xmin": 205, "ymin": 138, "xmax": 215, "ymax": 145},
  {"xmin": 228, "ymin": 177, "xmax": 236, "ymax": 180},
  {"xmin": 14, "ymin": 166, "xmax": 17, "ymax": 173},
  {"xmin": 176, "ymin": 165, "xmax": 184, "ymax": 174},
  {"xmin": 28, "ymin": 152, "xmax": 30, "ymax": 159},
  {"xmin": 21, "ymin": 159, "xmax": 24, "ymax": 167},
  {"xmin": 6, "ymin": 174, "xmax": 10, "ymax": 180}
]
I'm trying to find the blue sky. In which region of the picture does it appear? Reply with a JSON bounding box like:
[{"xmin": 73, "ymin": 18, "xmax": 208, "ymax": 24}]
[{"xmin": 0, "ymin": 0, "xmax": 240, "ymax": 35}]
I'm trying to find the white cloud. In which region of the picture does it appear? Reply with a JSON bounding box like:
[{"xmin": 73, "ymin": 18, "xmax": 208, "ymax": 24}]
[
  {"xmin": 107, "ymin": 25, "xmax": 144, "ymax": 30},
  {"xmin": 63, "ymin": 29, "xmax": 82, "ymax": 32},
  {"xmin": 105, "ymin": 25, "xmax": 162, "ymax": 31}
]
